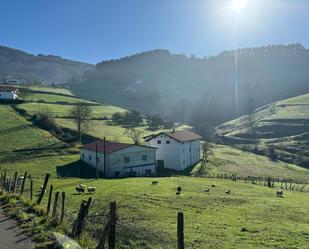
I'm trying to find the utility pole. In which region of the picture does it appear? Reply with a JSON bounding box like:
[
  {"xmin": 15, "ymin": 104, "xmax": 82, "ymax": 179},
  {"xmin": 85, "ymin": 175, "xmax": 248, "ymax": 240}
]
[
  {"xmin": 95, "ymin": 142, "xmax": 99, "ymax": 179},
  {"xmin": 103, "ymin": 137, "xmax": 107, "ymax": 178}
]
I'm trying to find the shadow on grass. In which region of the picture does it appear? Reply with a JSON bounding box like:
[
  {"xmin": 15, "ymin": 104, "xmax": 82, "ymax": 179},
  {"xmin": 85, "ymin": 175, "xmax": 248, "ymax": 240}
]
[{"xmin": 56, "ymin": 160, "xmax": 104, "ymax": 179}]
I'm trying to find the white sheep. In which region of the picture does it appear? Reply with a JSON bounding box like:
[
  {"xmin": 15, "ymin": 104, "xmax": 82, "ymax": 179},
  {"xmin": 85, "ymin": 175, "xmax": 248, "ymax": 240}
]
[
  {"xmin": 76, "ymin": 186, "xmax": 85, "ymax": 194},
  {"xmin": 203, "ymin": 188, "xmax": 210, "ymax": 193},
  {"xmin": 87, "ymin": 186, "xmax": 96, "ymax": 193},
  {"xmin": 79, "ymin": 184, "xmax": 87, "ymax": 189}
]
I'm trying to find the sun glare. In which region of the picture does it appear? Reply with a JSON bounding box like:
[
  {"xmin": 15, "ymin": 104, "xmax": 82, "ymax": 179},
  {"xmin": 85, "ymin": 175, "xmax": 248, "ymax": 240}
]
[{"xmin": 230, "ymin": 0, "xmax": 250, "ymax": 13}]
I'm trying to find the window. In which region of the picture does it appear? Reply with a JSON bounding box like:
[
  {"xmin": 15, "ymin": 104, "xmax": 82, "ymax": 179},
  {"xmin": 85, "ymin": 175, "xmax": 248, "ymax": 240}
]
[
  {"xmin": 82, "ymin": 153, "xmax": 85, "ymax": 159},
  {"xmin": 124, "ymin": 157, "xmax": 130, "ymax": 163},
  {"xmin": 89, "ymin": 155, "xmax": 92, "ymax": 161},
  {"xmin": 142, "ymin": 155, "xmax": 147, "ymax": 161},
  {"xmin": 166, "ymin": 140, "xmax": 170, "ymax": 144},
  {"xmin": 157, "ymin": 140, "xmax": 161, "ymax": 144},
  {"xmin": 145, "ymin": 169, "xmax": 152, "ymax": 176}
]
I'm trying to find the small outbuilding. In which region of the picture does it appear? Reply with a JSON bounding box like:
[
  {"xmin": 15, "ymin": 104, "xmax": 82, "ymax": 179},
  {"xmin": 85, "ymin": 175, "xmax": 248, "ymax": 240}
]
[
  {"xmin": 80, "ymin": 140, "xmax": 157, "ymax": 178},
  {"xmin": 0, "ymin": 86, "xmax": 18, "ymax": 100},
  {"xmin": 144, "ymin": 129, "xmax": 202, "ymax": 171}
]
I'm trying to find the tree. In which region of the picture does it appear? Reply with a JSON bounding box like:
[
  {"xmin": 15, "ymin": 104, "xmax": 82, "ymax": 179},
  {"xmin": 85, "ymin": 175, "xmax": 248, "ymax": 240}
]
[
  {"xmin": 18, "ymin": 88, "xmax": 33, "ymax": 101},
  {"xmin": 147, "ymin": 114, "xmax": 164, "ymax": 130},
  {"xmin": 124, "ymin": 128, "xmax": 143, "ymax": 144},
  {"xmin": 69, "ymin": 104, "xmax": 92, "ymax": 141},
  {"xmin": 247, "ymin": 97, "xmax": 255, "ymax": 135}
]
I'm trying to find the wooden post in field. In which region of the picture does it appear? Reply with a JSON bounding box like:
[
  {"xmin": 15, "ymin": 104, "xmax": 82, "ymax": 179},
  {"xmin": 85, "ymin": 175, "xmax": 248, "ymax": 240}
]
[
  {"xmin": 60, "ymin": 192, "xmax": 65, "ymax": 223},
  {"xmin": 103, "ymin": 137, "xmax": 107, "ymax": 178},
  {"xmin": 52, "ymin": 191, "xmax": 60, "ymax": 219},
  {"xmin": 2, "ymin": 169, "xmax": 7, "ymax": 190},
  {"xmin": 108, "ymin": 201, "xmax": 116, "ymax": 249},
  {"xmin": 20, "ymin": 171, "xmax": 27, "ymax": 195},
  {"xmin": 177, "ymin": 210, "xmax": 185, "ymax": 249},
  {"xmin": 37, "ymin": 173, "xmax": 50, "ymax": 205},
  {"xmin": 96, "ymin": 220, "xmax": 110, "ymax": 249},
  {"xmin": 73, "ymin": 197, "xmax": 92, "ymax": 238},
  {"xmin": 30, "ymin": 180, "xmax": 33, "ymax": 200},
  {"xmin": 46, "ymin": 185, "xmax": 53, "ymax": 214},
  {"xmin": 12, "ymin": 171, "xmax": 18, "ymax": 193},
  {"xmin": 96, "ymin": 142, "xmax": 99, "ymax": 179}
]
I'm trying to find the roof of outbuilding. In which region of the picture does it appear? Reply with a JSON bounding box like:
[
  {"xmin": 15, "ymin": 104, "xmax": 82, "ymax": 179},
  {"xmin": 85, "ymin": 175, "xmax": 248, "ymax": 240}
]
[
  {"xmin": 144, "ymin": 130, "xmax": 202, "ymax": 142},
  {"xmin": 0, "ymin": 86, "xmax": 18, "ymax": 92},
  {"xmin": 81, "ymin": 140, "xmax": 156, "ymax": 153}
]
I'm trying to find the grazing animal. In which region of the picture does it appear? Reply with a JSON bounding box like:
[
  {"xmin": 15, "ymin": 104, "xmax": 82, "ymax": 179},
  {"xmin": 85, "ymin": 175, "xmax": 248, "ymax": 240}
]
[
  {"xmin": 79, "ymin": 184, "xmax": 87, "ymax": 189},
  {"xmin": 87, "ymin": 186, "xmax": 96, "ymax": 193},
  {"xmin": 76, "ymin": 186, "xmax": 85, "ymax": 194},
  {"xmin": 151, "ymin": 181, "xmax": 159, "ymax": 185},
  {"xmin": 225, "ymin": 189, "xmax": 231, "ymax": 195},
  {"xmin": 276, "ymin": 190, "xmax": 284, "ymax": 197},
  {"xmin": 176, "ymin": 191, "xmax": 181, "ymax": 196},
  {"xmin": 203, "ymin": 188, "xmax": 210, "ymax": 193},
  {"xmin": 176, "ymin": 187, "xmax": 182, "ymax": 192},
  {"xmin": 211, "ymin": 185, "xmax": 216, "ymax": 187}
]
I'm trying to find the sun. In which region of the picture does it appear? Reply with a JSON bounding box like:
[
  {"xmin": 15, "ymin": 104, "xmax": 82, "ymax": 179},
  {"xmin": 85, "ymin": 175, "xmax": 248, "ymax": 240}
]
[{"xmin": 230, "ymin": 0, "xmax": 250, "ymax": 13}]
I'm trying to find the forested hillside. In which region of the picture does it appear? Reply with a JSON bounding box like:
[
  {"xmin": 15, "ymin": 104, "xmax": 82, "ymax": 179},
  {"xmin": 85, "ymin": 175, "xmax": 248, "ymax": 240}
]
[
  {"xmin": 69, "ymin": 44, "xmax": 309, "ymax": 136},
  {"xmin": 0, "ymin": 45, "xmax": 94, "ymax": 83}
]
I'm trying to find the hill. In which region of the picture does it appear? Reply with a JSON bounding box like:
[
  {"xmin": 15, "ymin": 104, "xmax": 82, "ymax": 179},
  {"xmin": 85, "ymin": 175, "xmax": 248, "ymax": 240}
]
[
  {"xmin": 0, "ymin": 45, "xmax": 94, "ymax": 83},
  {"xmin": 68, "ymin": 43, "xmax": 309, "ymax": 135},
  {"xmin": 216, "ymin": 93, "xmax": 309, "ymax": 168}
]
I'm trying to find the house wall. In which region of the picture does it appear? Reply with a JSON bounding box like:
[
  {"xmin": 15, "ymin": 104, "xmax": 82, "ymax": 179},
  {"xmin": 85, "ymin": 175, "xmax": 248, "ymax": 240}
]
[
  {"xmin": 80, "ymin": 145, "xmax": 156, "ymax": 178},
  {"xmin": 0, "ymin": 91, "xmax": 17, "ymax": 100},
  {"xmin": 145, "ymin": 135, "xmax": 200, "ymax": 171}
]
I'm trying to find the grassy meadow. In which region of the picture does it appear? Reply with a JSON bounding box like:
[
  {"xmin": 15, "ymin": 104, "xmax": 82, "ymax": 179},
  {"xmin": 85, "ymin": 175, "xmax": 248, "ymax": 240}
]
[
  {"xmin": 22, "ymin": 176, "xmax": 309, "ymax": 249},
  {"xmin": 1, "ymin": 86, "xmax": 309, "ymax": 248}
]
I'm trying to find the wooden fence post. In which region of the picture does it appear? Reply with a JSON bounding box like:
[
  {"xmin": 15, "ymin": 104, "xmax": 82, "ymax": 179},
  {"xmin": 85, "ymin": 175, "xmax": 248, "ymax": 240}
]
[
  {"xmin": 60, "ymin": 192, "xmax": 65, "ymax": 223},
  {"xmin": 52, "ymin": 191, "xmax": 60, "ymax": 220},
  {"xmin": 108, "ymin": 201, "xmax": 116, "ymax": 249},
  {"xmin": 2, "ymin": 169, "xmax": 7, "ymax": 190},
  {"xmin": 20, "ymin": 171, "xmax": 27, "ymax": 195},
  {"xmin": 30, "ymin": 180, "xmax": 33, "ymax": 200},
  {"xmin": 12, "ymin": 171, "xmax": 18, "ymax": 193},
  {"xmin": 177, "ymin": 210, "xmax": 185, "ymax": 249},
  {"xmin": 36, "ymin": 173, "xmax": 50, "ymax": 205},
  {"xmin": 96, "ymin": 221, "xmax": 110, "ymax": 249},
  {"xmin": 72, "ymin": 197, "xmax": 92, "ymax": 238},
  {"xmin": 46, "ymin": 185, "xmax": 53, "ymax": 214}
]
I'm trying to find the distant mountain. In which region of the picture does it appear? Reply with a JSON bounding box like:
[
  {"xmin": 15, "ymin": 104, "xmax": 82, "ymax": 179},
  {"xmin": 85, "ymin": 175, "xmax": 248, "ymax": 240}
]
[
  {"xmin": 0, "ymin": 45, "xmax": 94, "ymax": 84},
  {"xmin": 68, "ymin": 43, "xmax": 309, "ymax": 135}
]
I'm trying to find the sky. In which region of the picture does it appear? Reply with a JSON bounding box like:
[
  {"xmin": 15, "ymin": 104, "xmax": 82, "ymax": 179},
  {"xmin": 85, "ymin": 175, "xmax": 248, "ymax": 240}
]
[{"xmin": 0, "ymin": 0, "xmax": 308, "ymax": 64}]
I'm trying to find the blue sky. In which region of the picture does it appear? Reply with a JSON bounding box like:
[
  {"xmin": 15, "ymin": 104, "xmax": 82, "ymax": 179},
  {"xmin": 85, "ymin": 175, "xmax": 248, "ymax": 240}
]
[{"xmin": 1, "ymin": 0, "xmax": 308, "ymax": 63}]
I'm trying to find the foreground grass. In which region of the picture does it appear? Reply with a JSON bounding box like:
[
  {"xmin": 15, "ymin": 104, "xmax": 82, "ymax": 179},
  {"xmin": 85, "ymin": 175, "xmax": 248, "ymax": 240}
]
[{"xmin": 23, "ymin": 176, "xmax": 309, "ymax": 249}]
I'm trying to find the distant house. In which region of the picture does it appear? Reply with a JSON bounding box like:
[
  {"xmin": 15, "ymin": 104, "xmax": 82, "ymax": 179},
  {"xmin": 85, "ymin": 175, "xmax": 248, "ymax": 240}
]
[
  {"xmin": 80, "ymin": 140, "xmax": 157, "ymax": 178},
  {"xmin": 0, "ymin": 86, "xmax": 19, "ymax": 100},
  {"xmin": 144, "ymin": 129, "xmax": 202, "ymax": 171}
]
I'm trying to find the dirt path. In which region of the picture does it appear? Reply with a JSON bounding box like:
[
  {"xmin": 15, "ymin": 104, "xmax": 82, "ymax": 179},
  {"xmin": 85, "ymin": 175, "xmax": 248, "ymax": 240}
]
[{"xmin": 0, "ymin": 206, "xmax": 35, "ymax": 249}]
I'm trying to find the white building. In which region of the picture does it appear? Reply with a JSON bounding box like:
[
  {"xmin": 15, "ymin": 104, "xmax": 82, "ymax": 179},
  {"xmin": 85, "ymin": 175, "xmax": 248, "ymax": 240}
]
[
  {"xmin": 0, "ymin": 86, "xmax": 18, "ymax": 100},
  {"xmin": 80, "ymin": 140, "xmax": 157, "ymax": 178},
  {"xmin": 144, "ymin": 130, "xmax": 202, "ymax": 171}
]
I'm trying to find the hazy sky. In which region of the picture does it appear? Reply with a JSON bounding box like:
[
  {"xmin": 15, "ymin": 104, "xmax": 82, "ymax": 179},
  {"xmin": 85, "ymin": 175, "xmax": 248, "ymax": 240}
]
[{"xmin": 1, "ymin": 0, "xmax": 308, "ymax": 63}]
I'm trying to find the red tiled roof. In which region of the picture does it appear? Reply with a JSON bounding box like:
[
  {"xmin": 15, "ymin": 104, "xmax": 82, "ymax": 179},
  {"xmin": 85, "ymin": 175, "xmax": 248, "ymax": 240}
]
[
  {"xmin": 144, "ymin": 130, "xmax": 202, "ymax": 142},
  {"xmin": 81, "ymin": 140, "xmax": 156, "ymax": 153},
  {"xmin": 81, "ymin": 141, "xmax": 131, "ymax": 153}
]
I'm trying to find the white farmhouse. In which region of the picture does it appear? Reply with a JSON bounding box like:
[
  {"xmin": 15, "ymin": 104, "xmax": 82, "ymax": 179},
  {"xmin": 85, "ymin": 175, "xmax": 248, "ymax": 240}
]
[
  {"xmin": 144, "ymin": 130, "xmax": 202, "ymax": 171},
  {"xmin": 80, "ymin": 140, "xmax": 157, "ymax": 178},
  {"xmin": 0, "ymin": 86, "xmax": 18, "ymax": 100}
]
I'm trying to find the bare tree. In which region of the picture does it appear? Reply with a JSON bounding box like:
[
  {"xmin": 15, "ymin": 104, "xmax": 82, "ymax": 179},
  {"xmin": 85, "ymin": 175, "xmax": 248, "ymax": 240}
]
[
  {"xmin": 18, "ymin": 88, "xmax": 33, "ymax": 101},
  {"xmin": 69, "ymin": 103, "xmax": 92, "ymax": 141},
  {"xmin": 201, "ymin": 141, "xmax": 213, "ymax": 166},
  {"xmin": 124, "ymin": 128, "xmax": 143, "ymax": 144}
]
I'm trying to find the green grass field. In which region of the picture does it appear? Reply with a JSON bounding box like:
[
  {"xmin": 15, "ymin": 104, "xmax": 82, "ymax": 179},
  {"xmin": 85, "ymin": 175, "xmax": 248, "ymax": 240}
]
[
  {"xmin": 1, "ymin": 87, "xmax": 309, "ymax": 248},
  {"xmin": 216, "ymin": 93, "xmax": 309, "ymax": 167},
  {"xmin": 22, "ymin": 176, "xmax": 309, "ymax": 249}
]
